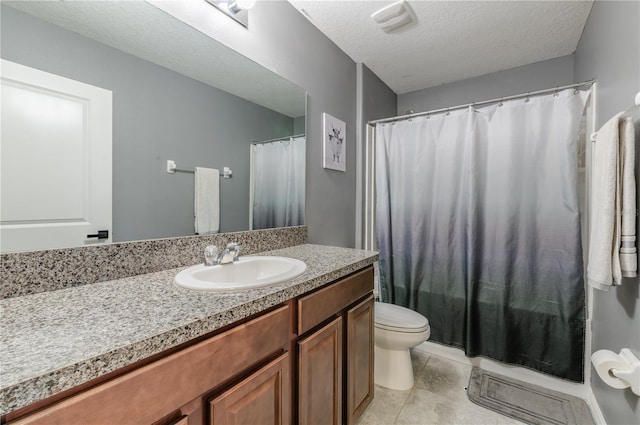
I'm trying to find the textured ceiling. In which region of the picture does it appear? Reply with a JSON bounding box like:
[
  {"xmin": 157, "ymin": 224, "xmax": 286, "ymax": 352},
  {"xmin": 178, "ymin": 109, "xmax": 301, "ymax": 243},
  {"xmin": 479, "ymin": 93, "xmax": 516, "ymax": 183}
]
[
  {"xmin": 4, "ymin": 1, "xmax": 306, "ymax": 118},
  {"xmin": 289, "ymin": 0, "xmax": 594, "ymax": 94}
]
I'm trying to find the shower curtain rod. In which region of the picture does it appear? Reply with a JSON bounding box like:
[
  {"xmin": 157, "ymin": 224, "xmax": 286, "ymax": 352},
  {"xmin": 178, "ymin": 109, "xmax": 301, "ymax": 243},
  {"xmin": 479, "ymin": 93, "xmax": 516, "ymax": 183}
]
[
  {"xmin": 251, "ymin": 133, "xmax": 305, "ymax": 145},
  {"xmin": 368, "ymin": 80, "xmax": 595, "ymax": 125}
]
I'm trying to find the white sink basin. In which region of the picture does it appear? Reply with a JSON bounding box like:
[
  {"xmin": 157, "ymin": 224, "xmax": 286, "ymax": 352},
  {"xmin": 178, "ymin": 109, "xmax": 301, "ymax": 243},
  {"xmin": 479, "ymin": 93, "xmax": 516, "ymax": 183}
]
[{"xmin": 174, "ymin": 256, "xmax": 307, "ymax": 291}]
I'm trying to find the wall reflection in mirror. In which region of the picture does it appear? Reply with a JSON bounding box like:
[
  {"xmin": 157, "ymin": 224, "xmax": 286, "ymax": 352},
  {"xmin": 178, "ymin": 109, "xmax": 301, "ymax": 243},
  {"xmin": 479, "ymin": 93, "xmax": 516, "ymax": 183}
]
[{"xmin": 0, "ymin": 1, "xmax": 306, "ymax": 253}]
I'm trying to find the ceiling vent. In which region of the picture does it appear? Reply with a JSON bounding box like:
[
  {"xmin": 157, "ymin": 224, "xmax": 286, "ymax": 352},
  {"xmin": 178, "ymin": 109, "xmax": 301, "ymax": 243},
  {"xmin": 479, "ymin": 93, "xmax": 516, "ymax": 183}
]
[{"xmin": 371, "ymin": 0, "xmax": 417, "ymax": 33}]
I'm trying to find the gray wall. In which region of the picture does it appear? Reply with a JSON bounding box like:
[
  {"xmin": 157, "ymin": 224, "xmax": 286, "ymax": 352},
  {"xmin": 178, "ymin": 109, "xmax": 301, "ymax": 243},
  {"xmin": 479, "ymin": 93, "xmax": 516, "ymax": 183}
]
[
  {"xmin": 574, "ymin": 1, "xmax": 640, "ymax": 424},
  {"xmin": 1, "ymin": 5, "xmax": 295, "ymax": 242},
  {"xmin": 293, "ymin": 116, "xmax": 306, "ymax": 135},
  {"xmin": 355, "ymin": 63, "xmax": 397, "ymax": 247},
  {"xmin": 398, "ymin": 55, "xmax": 575, "ymax": 115},
  {"xmin": 360, "ymin": 64, "xmax": 398, "ymax": 125},
  {"xmin": 200, "ymin": 1, "xmax": 358, "ymax": 247}
]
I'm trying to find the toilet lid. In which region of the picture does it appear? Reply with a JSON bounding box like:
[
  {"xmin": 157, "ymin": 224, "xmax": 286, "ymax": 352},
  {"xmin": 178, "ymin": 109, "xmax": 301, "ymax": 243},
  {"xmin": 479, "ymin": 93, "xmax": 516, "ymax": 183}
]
[{"xmin": 375, "ymin": 302, "xmax": 429, "ymax": 331}]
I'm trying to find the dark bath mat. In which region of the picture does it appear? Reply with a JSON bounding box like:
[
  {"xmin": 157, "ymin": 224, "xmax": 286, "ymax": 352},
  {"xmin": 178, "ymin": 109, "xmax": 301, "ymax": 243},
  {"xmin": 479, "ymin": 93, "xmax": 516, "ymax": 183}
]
[{"xmin": 467, "ymin": 368, "xmax": 595, "ymax": 425}]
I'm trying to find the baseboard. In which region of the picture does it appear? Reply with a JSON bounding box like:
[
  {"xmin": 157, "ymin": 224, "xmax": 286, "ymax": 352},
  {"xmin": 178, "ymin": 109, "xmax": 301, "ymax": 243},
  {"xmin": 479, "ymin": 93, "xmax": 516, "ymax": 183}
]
[
  {"xmin": 414, "ymin": 341, "xmax": 589, "ymax": 398},
  {"xmin": 585, "ymin": 386, "xmax": 607, "ymax": 425}
]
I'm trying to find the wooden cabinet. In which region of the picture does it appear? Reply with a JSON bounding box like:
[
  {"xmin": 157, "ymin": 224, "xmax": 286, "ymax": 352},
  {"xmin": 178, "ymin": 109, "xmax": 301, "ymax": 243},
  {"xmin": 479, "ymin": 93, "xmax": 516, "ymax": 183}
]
[
  {"xmin": 10, "ymin": 306, "xmax": 290, "ymax": 425},
  {"xmin": 297, "ymin": 267, "xmax": 374, "ymax": 425},
  {"xmin": 210, "ymin": 353, "xmax": 290, "ymax": 425},
  {"xmin": 346, "ymin": 296, "xmax": 374, "ymax": 425},
  {"xmin": 298, "ymin": 317, "xmax": 343, "ymax": 425},
  {"xmin": 8, "ymin": 266, "xmax": 374, "ymax": 425}
]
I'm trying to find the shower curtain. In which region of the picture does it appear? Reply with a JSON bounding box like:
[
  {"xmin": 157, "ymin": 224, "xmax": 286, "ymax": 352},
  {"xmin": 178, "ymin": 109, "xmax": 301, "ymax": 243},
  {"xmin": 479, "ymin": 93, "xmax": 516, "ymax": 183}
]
[
  {"xmin": 376, "ymin": 88, "xmax": 589, "ymax": 381},
  {"xmin": 251, "ymin": 136, "xmax": 305, "ymax": 230}
]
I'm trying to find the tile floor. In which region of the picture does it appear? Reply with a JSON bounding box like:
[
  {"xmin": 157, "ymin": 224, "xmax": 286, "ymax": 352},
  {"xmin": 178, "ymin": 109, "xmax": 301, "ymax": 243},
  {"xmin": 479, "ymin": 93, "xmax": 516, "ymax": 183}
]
[{"xmin": 357, "ymin": 350, "xmax": 527, "ymax": 425}]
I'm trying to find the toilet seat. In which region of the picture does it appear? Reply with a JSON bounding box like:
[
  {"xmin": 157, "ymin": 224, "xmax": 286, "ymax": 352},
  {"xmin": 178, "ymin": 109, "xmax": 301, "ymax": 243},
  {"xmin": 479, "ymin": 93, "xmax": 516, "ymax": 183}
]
[
  {"xmin": 376, "ymin": 322, "xmax": 430, "ymax": 333},
  {"xmin": 374, "ymin": 302, "xmax": 429, "ymax": 333}
]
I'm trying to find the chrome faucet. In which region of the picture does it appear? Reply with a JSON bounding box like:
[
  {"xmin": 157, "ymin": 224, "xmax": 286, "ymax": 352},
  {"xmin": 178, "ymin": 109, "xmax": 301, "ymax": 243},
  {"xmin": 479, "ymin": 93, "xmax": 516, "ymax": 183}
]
[
  {"xmin": 204, "ymin": 243, "xmax": 242, "ymax": 266},
  {"xmin": 225, "ymin": 242, "xmax": 242, "ymax": 262},
  {"xmin": 204, "ymin": 245, "xmax": 220, "ymax": 266}
]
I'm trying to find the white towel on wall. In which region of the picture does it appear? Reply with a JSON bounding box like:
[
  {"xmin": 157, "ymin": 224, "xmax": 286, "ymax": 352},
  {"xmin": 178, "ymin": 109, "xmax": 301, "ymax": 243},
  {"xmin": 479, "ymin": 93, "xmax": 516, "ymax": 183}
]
[
  {"xmin": 587, "ymin": 113, "xmax": 637, "ymax": 290},
  {"xmin": 618, "ymin": 115, "xmax": 637, "ymax": 278},
  {"xmin": 194, "ymin": 167, "xmax": 219, "ymax": 235}
]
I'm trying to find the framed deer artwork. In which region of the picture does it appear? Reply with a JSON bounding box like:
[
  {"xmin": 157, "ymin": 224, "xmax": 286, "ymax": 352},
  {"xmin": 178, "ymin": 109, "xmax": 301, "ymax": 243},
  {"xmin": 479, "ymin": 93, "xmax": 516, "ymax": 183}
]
[{"xmin": 322, "ymin": 113, "xmax": 346, "ymax": 172}]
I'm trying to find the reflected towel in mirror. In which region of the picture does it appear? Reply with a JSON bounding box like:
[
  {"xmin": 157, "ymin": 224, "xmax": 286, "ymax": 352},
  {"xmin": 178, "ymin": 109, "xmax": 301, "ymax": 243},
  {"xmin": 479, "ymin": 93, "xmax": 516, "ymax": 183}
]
[{"xmin": 195, "ymin": 167, "xmax": 219, "ymax": 234}]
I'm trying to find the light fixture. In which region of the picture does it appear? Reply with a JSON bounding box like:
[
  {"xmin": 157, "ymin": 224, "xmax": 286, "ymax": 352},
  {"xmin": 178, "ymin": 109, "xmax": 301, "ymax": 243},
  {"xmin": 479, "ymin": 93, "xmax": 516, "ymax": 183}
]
[
  {"xmin": 371, "ymin": 0, "xmax": 417, "ymax": 33},
  {"xmin": 205, "ymin": 0, "xmax": 255, "ymax": 27}
]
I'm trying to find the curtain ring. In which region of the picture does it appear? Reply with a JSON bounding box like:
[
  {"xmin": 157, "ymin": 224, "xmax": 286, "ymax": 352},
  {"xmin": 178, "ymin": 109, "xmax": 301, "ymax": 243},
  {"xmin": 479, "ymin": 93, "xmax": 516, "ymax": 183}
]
[
  {"xmin": 553, "ymin": 90, "xmax": 559, "ymax": 97},
  {"xmin": 425, "ymin": 114, "xmax": 431, "ymax": 119},
  {"xmin": 524, "ymin": 94, "xmax": 530, "ymax": 103},
  {"xmin": 446, "ymin": 109, "xmax": 451, "ymax": 116},
  {"xmin": 574, "ymin": 89, "xmax": 579, "ymax": 95}
]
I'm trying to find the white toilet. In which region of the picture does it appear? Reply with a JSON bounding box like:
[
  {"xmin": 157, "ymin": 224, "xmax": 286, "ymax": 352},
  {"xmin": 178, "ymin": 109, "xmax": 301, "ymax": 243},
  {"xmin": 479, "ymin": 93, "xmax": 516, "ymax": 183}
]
[{"xmin": 374, "ymin": 302, "xmax": 430, "ymax": 390}]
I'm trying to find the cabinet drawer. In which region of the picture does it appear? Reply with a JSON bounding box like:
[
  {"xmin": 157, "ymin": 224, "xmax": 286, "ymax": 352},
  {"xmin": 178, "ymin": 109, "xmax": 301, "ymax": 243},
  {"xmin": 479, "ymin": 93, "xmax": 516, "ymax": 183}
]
[
  {"xmin": 297, "ymin": 267, "xmax": 373, "ymax": 335},
  {"xmin": 11, "ymin": 305, "xmax": 290, "ymax": 425}
]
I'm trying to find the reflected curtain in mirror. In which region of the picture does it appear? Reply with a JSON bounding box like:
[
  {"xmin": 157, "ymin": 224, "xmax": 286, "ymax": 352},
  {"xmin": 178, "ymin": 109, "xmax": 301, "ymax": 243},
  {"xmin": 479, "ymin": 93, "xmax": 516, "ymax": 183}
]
[{"xmin": 251, "ymin": 136, "xmax": 305, "ymax": 230}]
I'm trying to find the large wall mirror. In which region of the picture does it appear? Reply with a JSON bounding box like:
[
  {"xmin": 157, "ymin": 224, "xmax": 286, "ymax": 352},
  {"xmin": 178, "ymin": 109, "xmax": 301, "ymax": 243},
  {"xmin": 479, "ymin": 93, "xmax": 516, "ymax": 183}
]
[{"xmin": 0, "ymin": 1, "xmax": 306, "ymax": 253}]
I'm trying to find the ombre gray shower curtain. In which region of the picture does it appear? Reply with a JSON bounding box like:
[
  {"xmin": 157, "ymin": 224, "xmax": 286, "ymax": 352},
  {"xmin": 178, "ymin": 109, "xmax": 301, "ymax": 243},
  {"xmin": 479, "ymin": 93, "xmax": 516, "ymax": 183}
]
[
  {"xmin": 375, "ymin": 88, "xmax": 589, "ymax": 381},
  {"xmin": 251, "ymin": 136, "xmax": 305, "ymax": 230}
]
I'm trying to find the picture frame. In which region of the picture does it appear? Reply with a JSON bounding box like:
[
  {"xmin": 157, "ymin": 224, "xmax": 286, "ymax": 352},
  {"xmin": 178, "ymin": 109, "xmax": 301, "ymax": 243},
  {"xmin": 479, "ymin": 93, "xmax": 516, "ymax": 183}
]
[{"xmin": 322, "ymin": 113, "xmax": 346, "ymax": 172}]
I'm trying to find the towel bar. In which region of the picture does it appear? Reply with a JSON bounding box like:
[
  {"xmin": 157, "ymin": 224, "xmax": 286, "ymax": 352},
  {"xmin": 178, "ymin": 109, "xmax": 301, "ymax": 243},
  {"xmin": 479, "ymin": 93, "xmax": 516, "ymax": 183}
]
[{"xmin": 166, "ymin": 160, "xmax": 232, "ymax": 178}]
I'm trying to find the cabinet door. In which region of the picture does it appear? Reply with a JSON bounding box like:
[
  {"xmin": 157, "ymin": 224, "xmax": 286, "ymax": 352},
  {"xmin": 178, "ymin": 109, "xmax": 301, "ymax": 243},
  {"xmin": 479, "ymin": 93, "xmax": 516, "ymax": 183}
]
[
  {"xmin": 346, "ymin": 296, "xmax": 374, "ymax": 425},
  {"xmin": 298, "ymin": 317, "xmax": 343, "ymax": 425},
  {"xmin": 209, "ymin": 353, "xmax": 290, "ymax": 425}
]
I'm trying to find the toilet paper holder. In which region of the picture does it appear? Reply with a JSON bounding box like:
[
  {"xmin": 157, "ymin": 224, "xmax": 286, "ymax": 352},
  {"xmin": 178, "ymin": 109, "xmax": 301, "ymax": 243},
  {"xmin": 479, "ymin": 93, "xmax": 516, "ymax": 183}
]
[{"xmin": 591, "ymin": 348, "xmax": 640, "ymax": 396}]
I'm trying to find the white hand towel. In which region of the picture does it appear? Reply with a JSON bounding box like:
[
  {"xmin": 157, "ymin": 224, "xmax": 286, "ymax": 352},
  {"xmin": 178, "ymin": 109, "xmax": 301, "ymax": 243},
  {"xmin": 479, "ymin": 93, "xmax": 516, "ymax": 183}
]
[
  {"xmin": 194, "ymin": 167, "xmax": 219, "ymax": 235},
  {"xmin": 587, "ymin": 113, "xmax": 637, "ymax": 290},
  {"xmin": 619, "ymin": 115, "xmax": 637, "ymax": 278}
]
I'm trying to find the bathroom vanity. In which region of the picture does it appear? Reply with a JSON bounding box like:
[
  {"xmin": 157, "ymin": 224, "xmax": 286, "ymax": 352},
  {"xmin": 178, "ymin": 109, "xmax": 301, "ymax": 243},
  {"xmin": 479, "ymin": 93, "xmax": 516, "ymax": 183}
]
[{"xmin": 0, "ymin": 244, "xmax": 377, "ymax": 425}]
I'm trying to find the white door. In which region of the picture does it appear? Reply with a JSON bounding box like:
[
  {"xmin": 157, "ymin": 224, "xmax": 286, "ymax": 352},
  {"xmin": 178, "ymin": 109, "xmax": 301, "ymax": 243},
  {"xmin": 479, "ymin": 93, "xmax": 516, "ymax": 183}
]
[{"xmin": 1, "ymin": 60, "xmax": 112, "ymax": 253}]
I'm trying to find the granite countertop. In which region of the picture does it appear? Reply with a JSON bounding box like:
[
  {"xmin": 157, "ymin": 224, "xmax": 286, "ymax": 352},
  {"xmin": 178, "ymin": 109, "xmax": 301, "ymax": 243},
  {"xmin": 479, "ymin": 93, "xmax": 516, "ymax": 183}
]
[{"xmin": 0, "ymin": 244, "xmax": 378, "ymax": 414}]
